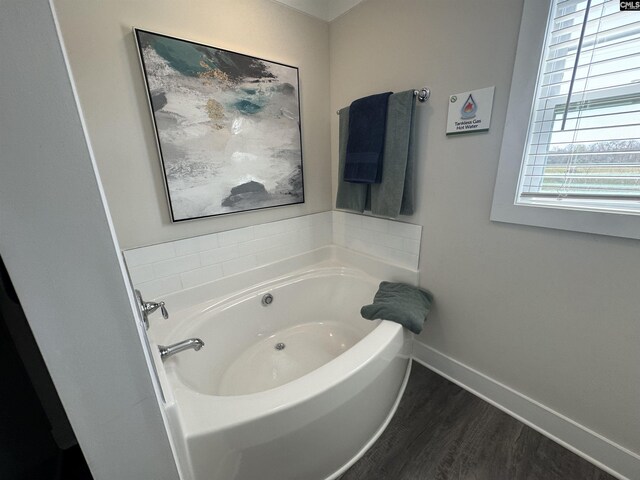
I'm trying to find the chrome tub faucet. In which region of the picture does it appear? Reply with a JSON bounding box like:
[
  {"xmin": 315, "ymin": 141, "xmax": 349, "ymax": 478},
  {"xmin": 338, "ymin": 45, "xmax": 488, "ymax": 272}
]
[{"xmin": 159, "ymin": 338, "xmax": 205, "ymax": 360}]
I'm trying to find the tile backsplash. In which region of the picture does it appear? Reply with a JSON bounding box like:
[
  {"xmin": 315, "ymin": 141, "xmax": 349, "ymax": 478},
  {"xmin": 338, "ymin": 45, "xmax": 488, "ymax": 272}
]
[
  {"xmin": 125, "ymin": 211, "xmax": 421, "ymax": 298},
  {"xmin": 332, "ymin": 211, "xmax": 421, "ymax": 270}
]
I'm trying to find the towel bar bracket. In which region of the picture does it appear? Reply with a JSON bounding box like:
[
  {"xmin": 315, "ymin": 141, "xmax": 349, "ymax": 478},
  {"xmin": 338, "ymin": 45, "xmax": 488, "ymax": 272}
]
[
  {"xmin": 414, "ymin": 87, "xmax": 430, "ymax": 102},
  {"xmin": 336, "ymin": 86, "xmax": 430, "ymax": 114}
]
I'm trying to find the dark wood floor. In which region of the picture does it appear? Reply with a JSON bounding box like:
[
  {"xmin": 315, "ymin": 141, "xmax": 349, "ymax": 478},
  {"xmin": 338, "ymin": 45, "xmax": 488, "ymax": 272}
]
[{"xmin": 341, "ymin": 362, "xmax": 616, "ymax": 480}]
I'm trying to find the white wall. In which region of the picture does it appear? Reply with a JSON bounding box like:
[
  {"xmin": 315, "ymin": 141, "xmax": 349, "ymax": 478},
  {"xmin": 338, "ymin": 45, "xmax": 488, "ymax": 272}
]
[
  {"xmin": 53, "ymin": 0, "xmax": 332, "ymax": 250},
  {"xmin": 0, "ymin": 1, "xmax": 179, "ymax": 478},
  {"xmin": 330, "ymin": 0, "xmax": 640, "ymax": 458}
]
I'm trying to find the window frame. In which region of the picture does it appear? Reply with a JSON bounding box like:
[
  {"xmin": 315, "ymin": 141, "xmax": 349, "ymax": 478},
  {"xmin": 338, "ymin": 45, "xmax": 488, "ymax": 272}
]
[{"xmin": 491, "ymin": 0, "xmax": 640, "ymax": 240}]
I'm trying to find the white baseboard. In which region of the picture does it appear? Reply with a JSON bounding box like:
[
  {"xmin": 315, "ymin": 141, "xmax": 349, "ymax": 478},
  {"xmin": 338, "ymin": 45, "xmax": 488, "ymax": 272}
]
[{"xmin": 412, "ymin": 341, "xmax": 639, "ymax": 480}]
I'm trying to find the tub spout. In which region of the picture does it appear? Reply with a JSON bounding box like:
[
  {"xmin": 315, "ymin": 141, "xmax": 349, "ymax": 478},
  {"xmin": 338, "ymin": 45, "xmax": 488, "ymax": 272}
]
[{"xmin": 159, "ymin": 338, "xmax": 204, "ymax": 360}]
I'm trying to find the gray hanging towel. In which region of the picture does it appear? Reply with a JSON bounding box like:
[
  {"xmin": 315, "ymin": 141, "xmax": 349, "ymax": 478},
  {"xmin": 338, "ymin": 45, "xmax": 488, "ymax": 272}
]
[
  {"xmin": 400, "ymin": 97, "xmax": 418, "ymax": 216},
  {"xmin": 336, "ymin": 107, "xmax": 368, "ymax": 212},
  {"xmin": 371, "ymin": 90, "xmax": 416, "ymax": 218},
  {"xmin": 344, "ymin": 92, "xmax": 393, "ymax": 183}
]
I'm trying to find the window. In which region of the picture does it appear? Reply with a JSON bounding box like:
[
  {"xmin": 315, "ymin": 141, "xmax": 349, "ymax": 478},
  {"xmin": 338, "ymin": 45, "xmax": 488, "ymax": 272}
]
[{"xmin": 491, "ymin": 0, "xmax": 640, "ymax": 239}]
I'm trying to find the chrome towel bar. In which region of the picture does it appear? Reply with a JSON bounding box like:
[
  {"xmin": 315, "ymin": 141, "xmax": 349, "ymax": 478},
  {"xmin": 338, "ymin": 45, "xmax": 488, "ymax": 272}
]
[{"xmin": 336, "ymin": 87, "xmax": 430, "ymax": 114}]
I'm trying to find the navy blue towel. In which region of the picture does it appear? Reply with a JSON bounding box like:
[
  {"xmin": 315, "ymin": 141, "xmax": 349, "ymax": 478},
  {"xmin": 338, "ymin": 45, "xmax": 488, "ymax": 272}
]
[{"xmin": 344, "ymin": 92, "xmax": 393, "ymax": 183}]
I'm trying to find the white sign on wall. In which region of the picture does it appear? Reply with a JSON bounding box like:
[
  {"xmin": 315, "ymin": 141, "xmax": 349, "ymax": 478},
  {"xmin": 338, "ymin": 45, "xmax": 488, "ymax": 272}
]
[{"xmin": 446, "ymin": 86, "xmax": 495, "ymax": 135}]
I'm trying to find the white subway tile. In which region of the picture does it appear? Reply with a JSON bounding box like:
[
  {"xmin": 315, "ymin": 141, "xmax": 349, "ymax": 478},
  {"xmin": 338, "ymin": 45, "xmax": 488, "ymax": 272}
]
[
  {"xmin": 311, "ymin": 222, "xmax": 333, "ymax": 235},
  {"xmin": 253, "ymin": 220, "xmax": 288, "ymax": 238},
  {"xmin": 376, "ymin": 232, "xmax": 405, "ymax": 251},
  {"xmin": 278, "ymin": 218, "xmax": 300, "ymax": 232},
  {"xmin": 293, "ymin": 215, "xmax": 313, "ymax": 228},
  {"xmin": 256, "ymin": 245, "xmax": 291, "ymax": 265},
  {"xmin": 237, "ymin": 237, "xmax": 270, "ymax": 256},
  {"xmin": 298, "ymin": 236, "xmax": 313, "ymax": 252},
  {"xmin": 181, "ymin": 264, "xmax": 224, "ymax": 289},
  {"xmin": 356, "ymin": 226, "xmax": 373, "ymax": 242},
  {"xmin": 298, "ymin": 225, "xmax": 318, "ymax": 244},
  {"xmin": 311, "ymin": 227, "xmax": 332, "ymax": 249},
  {"xmin": 124, "ymin": 242, "xmax": 175, "ymax": 267},
  {"xmin": 267, "ymin": 242, "xmax": 306, "ymax": 263},
  {"xmin": 125, "ymin": 212, "xmax": 421, "ymax": 295},
  {"xmin": 136, "ymin": 275, "xmax": 182, "ymax": 299},
  {"xmin": 287, "ymin": 242, "xmax": 308, "ymax": 257},
  {"xmin": 345, "ymin": 224, "xmax": 364, "ymax": 240},
  {"xmin": 218, "ymin": 226, "xmax": 254, "ymax": 247},
  {"xmin": 200, "ymin": 245, "xmax": 241, "ymax": 265},
  {"xmin": 332, "ymin": 210, "xmax": 349, "ymax": 224},
  {"xmin": 364, "ymin": 242, "xmax": 389, "ymax": 259},
  {"xmin": 346, "ymin": 237, "xmax": 367, "ymax": 253},
  {"xmin": 173, "ymin": 233, "xmax": 219, "ymax": 256},
  {"xmin": 238, "ymin": 232, "xmax": 297, "ymax": 256},
  {"xmin": 389, "ymin": 221, "xmax": 421, "ymax": 240},
  {"xmin": 319, "ymin": 225, "xmax": 333, "ymax": 243},
  {"xmin": 403, "ymin": 238, "xmax": 421, "ymax": 255},
  {"xmin": 333, "ymin": 222, "xmax": 346, "ymax": 246},
  {"xmin": 312, "ymin": 211, "xmax": 333, "ymax": 226},
  {"xmin": 324, "ymin": 216, "xmax": 335, "ymax": 230},
  {"xmin": 222, "ymin": 255, "xmax": 258, "ymax": 276},
  {"xmin": 269, "ymin": 231, "xmax": 299, "ymax": 248},
  {"xmin": 385, "ymin": 248, "xmax": 419, "ymax": 269},
  {"xmin": 343, "ymin": 212, "xmax": 363, "ymax": 228},
  {"xmin": 128, "ymin": 264, "xmax": 155, "ymax": 285},
  {"xmin": 153, "ymin": 254, "xmax": 201, "ymax": 279},
  {"xmin": 361, "ymin": 215, "xmax": 389, "ymax": 233}
]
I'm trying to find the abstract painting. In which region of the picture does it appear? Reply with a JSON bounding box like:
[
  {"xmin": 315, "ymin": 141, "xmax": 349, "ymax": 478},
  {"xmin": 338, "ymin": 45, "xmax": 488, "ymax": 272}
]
[{"xmin": 134, "ymin": 29, "xmax": 304, "ymax": 221}]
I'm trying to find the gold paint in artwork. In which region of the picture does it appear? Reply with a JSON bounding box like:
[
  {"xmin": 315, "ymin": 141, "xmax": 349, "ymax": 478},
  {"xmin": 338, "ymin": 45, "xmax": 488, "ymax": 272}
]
[
  {"xmin": 206, "ymin": 99, "xmax": 225, "ymax": 130},
  {"xmin": 198, "ymin": 61, "xmax": 233, "ymax": 88}
]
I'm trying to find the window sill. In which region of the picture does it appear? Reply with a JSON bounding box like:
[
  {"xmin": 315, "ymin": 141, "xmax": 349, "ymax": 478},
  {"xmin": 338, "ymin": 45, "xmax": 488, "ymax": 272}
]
[{"xmin": 490, "ymin": 194, "xmax": 640, "ymax": 240}]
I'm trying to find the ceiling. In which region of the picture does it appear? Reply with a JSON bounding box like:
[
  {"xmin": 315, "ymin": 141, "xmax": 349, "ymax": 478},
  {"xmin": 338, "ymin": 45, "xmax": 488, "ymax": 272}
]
[{"xmin": 271, "ymin": 0, "xmax": 366, "ymax": 22}]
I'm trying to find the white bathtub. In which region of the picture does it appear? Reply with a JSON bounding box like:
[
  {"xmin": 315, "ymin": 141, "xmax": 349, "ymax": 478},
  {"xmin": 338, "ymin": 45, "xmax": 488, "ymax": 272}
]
[{"xmin": 149, "ymin": 247, "xmax": 416, "ymax": 480}]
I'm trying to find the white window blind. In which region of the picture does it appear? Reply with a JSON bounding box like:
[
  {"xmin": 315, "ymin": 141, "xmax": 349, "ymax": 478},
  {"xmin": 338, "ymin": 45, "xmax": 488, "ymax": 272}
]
[{"xmin": 517, "ymin": 0, "xmax": 640, "ymax": 214}]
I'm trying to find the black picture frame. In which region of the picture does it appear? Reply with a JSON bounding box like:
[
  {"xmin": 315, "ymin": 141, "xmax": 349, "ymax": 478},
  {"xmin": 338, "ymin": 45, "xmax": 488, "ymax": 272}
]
[{"xmin": 134, "ymin": 29, "xmax": 305, "ymax": 222}]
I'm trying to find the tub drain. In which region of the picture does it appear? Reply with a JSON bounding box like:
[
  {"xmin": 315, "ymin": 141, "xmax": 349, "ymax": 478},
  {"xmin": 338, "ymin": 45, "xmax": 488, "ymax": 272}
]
[
  {"xmin": 275, "ymin": 342, "xmax": 286, "ymax": 351},
  {"xmin": 261, "ymin": 293, "xmax": 274, "ymax": 306}
]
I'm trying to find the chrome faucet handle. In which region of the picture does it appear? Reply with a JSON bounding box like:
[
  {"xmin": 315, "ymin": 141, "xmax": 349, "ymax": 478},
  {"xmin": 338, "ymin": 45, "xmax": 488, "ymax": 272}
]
[
  {"xmin": 149, "ymin": 300, "xmax": 169, "ymax": 319},
  {"xmin": 135, "ymin": 289, "xmax": 169, "ymax": 329}
]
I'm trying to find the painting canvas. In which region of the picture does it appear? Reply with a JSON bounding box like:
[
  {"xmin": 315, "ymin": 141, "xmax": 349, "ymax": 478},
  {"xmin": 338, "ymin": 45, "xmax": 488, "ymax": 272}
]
[{"xmin": 134, "ymin": 29, "xmax": 304, "ymax": 221}]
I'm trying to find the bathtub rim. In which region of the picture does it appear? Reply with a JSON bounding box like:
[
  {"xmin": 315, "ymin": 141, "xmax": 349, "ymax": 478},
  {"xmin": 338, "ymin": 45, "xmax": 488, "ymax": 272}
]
[
  {"xmin": 160, "ymin": 266, "xmax": 386, "ymax": 398},
  {"xmin": 150, "ymin": 245, "xmax": 418, "ymax": 315},
  {"xmin": 147, "ymin": 245, "xmax": 418, "ymax": 369},
  {"xmin": 153, "ymin": 264, "xmax": 383, "ymax": 345}
]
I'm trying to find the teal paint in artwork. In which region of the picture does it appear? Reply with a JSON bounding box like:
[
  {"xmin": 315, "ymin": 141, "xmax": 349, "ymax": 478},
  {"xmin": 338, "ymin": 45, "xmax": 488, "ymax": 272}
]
[
  {"xmin": 151, "ymin": 36, "xmax": 214, "ymax": 77},
  {"xmin": 234, "ymin": 99, "xmax": 262, "ymax": 114},
  {"xmin": 138, "ymin": 31, "xmax": 277, "ymax": 82}
]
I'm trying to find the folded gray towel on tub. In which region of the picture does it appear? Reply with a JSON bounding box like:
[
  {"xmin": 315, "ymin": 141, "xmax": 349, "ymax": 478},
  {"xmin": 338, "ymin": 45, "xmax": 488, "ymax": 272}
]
[{"xmin": 361, "ymin": 281, "xmax": 433, "ymax": 334}]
